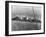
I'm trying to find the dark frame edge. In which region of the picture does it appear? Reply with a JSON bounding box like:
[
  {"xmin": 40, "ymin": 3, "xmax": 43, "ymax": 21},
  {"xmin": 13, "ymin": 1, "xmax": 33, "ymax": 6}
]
[
  {"xmin": 44, "ymin": 3, "xmax": 45, "ymax": 34},
  {"xmin": 5, "ymin": 1, "xmax": 9, "ymax": 36},
  {"xmin": 5, "ymin": 1, "xmax": 45, "ymax": 4}
]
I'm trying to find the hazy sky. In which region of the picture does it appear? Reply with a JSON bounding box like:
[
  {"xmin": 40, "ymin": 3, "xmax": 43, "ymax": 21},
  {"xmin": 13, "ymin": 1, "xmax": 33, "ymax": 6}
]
[{"xmin": 11, "ymin": 5, "xmax": 41, "ymax": 19}]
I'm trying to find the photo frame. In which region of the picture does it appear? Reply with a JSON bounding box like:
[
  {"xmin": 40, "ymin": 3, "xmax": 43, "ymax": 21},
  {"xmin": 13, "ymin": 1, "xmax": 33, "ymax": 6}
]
[{"xmin": 5, "ymin": 1, "xmax": 45, "ymax": 36}]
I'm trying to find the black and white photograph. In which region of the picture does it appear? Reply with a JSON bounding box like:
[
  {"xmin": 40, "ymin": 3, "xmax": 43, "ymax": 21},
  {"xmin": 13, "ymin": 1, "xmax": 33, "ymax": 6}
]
[
  {"xmin": 5, "ymin": 1, "xmax": 45, "ymax": 36},
  {"xmin": 11, "ymin": 4, "xmax": 41, "ymax": 31}
]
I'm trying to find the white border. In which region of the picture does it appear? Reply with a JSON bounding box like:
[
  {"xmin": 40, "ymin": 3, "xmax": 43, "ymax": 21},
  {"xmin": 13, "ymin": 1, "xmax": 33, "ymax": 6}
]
[{"xmin": 9, "ymin": 3, "xmax": 44, "ymax": 35}]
